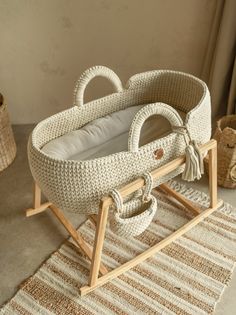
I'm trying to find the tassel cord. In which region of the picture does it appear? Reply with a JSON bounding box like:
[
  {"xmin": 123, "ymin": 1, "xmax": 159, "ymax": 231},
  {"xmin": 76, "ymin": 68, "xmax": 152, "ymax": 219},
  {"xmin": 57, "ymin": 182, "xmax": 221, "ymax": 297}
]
[{"xmin": 172, "ymin": 125, "xmax": 204, "ymax": 181}]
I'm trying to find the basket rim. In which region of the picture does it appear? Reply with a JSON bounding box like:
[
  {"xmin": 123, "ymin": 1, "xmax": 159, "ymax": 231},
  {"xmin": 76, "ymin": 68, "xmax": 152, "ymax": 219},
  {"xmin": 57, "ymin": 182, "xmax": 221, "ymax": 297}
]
[
  {"xmin": 216, "ymin": 114, "xmax": 236, "ymax": 134},
  {"xmin": 113, "ymin": 195, "xmax": 157, "ymax": 224},
  {"xmin": 29, "ymin": 69, "xmax": 210, "ymax": 166}
]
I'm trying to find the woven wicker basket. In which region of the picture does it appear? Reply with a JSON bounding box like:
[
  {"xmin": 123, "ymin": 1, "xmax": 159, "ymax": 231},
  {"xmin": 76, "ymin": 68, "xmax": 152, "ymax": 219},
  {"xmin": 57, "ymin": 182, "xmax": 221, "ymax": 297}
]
[
  {"xmin": 28, "ymin": 66, "xmax": 211, "ymax": 214},
  {"xmin": 205, "ymin": 115, "xmax": 236, "ymax": 188},
  {"xmin": 0, "ymin": 95, "xmax": 17, "ymax": 172}
]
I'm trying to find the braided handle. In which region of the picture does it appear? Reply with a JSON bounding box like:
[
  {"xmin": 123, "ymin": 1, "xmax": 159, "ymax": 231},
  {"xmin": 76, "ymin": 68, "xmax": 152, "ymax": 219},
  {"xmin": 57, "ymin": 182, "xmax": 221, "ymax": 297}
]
[
  {"xmin": 109, "ymin": 189, "xmax": 123, "ymax": 213},
  {"xmin": 142, "ymin": 172, "xmax": 153, "ymax": 202},
  {"xmin": 73, "ymin": 66, "xmax": 123, "ymax": 107},
  {"xmin": 110, "ymin": 172, "xmax": 153, "ymax": 213},
  {"xmin": 128, "ymin": 103, "xmax": 184, "ymax": 152}
]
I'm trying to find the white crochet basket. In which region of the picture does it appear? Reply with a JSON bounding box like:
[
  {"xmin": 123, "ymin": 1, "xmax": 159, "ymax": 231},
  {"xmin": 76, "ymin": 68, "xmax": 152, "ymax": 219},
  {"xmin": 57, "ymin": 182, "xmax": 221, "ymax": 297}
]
[
  {"xmin": 28, "ymin": 66, "xmax": 211, "ymax": 215},
  {"xmin": 109, "ymin": 173, "xmax": 157, "ymax": 237}
]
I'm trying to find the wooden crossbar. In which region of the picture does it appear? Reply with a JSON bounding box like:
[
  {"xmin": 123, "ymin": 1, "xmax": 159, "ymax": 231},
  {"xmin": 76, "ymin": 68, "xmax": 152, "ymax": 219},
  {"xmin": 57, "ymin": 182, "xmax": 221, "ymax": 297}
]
[
  {"xmin": 26, "ymin": 202, "xmax": 52, "ymax": 217},
  {"xmin": 157, "ymin": 183, "xmax": 201, "ymax": 215}
]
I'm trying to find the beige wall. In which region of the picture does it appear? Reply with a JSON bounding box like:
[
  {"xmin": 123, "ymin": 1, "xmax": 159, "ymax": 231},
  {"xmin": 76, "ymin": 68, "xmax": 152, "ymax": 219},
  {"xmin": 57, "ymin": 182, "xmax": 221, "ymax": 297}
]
[{"xmin": 0, "ymin": 0, "xmax": 216, "ymax": 124}]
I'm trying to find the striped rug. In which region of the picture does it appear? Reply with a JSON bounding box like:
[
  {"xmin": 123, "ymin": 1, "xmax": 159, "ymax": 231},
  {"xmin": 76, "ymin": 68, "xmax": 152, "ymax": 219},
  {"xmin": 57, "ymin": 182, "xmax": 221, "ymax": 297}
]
[{"xmin": 1, "ymin": 181, "xmax": 236, "ymax": 315}]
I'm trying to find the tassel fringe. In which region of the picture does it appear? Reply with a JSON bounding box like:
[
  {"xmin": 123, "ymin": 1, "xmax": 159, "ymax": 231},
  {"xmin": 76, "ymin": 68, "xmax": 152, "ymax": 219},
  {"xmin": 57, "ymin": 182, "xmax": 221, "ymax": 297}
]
[
  {"xmin": 191, "ymin": 140, "xmax": 204, "ymax": 174},
  {"xmin": 172, "ymin": 125, "xmax": 205, "ymax": 182},
  {"xmin": 182, "ymin": 142, "xmax": 204, "ymax": 181}
]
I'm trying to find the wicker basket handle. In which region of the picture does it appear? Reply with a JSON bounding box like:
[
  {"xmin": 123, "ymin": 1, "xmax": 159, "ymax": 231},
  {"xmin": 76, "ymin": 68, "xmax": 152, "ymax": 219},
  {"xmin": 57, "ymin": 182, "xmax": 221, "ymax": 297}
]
[
  {"xmin": 73, "ymin": 66, "xmax": 123, "ymax": 107},
  {"xmin": 128, "ymin": 103, "xmax": 184, "ymax": 152},
  {"xmin": 109, "ymin": 172, "xmax": 153, "ymax": 213}
]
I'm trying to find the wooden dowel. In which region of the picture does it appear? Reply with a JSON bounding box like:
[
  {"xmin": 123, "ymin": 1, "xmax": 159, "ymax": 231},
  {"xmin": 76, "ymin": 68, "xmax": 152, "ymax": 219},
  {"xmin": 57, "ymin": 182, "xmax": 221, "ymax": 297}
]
[
  {"xmin": 26, "ymin": 202, "xmax": 52, "ymax": 217},
  {"xmin": 209, "ymin": 144, "xmax": 218, "ymax": 208},
  {"xmin": 80, "ymin": 199, "xmax": 223, "ymax": 296},
  {"xmin": 89, "ymin": 202, "xmax": 109, "ymax": 286},
  {"xmin": 33, "ymin": 182, "xmax": 41, "ymax": 209},
  {"xmin": 49, "ymin": 204, "xmax": 108, "ymax": 276}
]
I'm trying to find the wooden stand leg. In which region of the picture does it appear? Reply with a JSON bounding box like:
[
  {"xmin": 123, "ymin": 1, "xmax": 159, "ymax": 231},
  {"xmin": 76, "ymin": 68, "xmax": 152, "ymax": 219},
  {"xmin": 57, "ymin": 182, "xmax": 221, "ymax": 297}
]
[
  {"xmin": 25, "ymin": 183, "xmax": 108, "ymax": 275},
  {"xmin": 209, "ymin": 144, "xmax": 217, "ymax": 208},
  {"xmin": 88, "ymin": 200, "xmax": 109, "ymax": 286},
  {"xmin": 49, "ymin": 204, "xmax": 108, "ymax": 276},
  {"xmin": 34, "ymin": 183, "xmax": 41, "ymax": 208},
  {"xmin": 25, "ymin": 182, "xmax": 52, "ymax": 217}
]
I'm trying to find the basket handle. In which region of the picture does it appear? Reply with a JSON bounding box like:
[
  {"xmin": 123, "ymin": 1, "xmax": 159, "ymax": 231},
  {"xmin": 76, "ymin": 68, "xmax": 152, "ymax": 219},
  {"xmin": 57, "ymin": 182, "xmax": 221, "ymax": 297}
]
[
  {"xmin": 142, "ymin": 172, "xmax": 153, "ymax": 202},
  {"xmin": 128, "ymin": 103, "xmax": 184, "ymax": 152},
  {"xmin": 109, "ymin": 172, "xmax": 153, "ymax": 213},
  {"xmin": 109, "ymin": 189, "xmax": 124, "ymax": 214},
  {"xmin": 73, "ymin": 65, "xmax": 123, "ymax": 107}
]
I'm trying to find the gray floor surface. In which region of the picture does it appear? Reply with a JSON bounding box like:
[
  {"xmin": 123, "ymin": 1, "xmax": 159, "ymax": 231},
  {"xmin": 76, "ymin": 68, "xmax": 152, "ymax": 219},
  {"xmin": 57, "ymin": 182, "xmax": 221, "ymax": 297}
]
[{"xmin": 0, "ymin": 125, "xmax": 235, "ymax": 314}]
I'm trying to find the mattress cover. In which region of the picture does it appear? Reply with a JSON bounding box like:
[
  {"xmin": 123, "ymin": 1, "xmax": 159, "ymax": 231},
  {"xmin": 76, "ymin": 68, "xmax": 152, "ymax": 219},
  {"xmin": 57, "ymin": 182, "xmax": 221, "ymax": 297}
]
[{"xmin": 42, "ymin": 105, "xmax": 186, "ymax": 161}]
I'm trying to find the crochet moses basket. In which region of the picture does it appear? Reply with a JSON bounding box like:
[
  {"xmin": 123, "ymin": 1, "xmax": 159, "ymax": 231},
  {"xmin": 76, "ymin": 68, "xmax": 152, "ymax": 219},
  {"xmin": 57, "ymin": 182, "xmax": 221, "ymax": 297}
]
[{"xmin": 28, "ymin": 66, "xmax": 211, "ymax": 216}]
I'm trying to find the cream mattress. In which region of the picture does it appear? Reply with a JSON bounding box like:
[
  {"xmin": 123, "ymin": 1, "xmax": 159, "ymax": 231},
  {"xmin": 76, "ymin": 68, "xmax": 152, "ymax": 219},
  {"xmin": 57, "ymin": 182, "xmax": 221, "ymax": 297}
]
[{"xmin": 42, "ymin": 105, "xmax": 186, "ymax": 161}]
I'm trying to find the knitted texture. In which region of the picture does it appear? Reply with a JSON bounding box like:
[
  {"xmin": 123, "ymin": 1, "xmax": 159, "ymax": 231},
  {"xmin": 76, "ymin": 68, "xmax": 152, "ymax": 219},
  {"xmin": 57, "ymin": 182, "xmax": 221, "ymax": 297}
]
[
  {"xmin": 109, "ymin": 172, "xmax": 156, "ymax": 237},
  {"xmin": 28, "ymin": 66, "xmax": 211, "ymax": 214},
  {"xmin": 109, "ymin": 195, "xmax": 157, "ymax": 237}
]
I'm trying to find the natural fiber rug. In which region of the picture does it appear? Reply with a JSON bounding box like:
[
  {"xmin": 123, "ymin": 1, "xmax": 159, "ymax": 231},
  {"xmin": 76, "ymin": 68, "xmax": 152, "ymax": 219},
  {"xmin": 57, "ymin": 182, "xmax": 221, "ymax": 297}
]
[{"xmin": 1, "ymin": 182, "xmax": 236, "ymax": 315}]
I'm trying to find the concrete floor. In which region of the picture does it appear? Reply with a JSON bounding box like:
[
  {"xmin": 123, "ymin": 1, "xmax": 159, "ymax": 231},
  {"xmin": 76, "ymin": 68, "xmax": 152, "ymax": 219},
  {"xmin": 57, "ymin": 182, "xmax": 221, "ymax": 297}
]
[{"xmin": 0, "ymin": 125, "xmax": 236, "ymax": 315}]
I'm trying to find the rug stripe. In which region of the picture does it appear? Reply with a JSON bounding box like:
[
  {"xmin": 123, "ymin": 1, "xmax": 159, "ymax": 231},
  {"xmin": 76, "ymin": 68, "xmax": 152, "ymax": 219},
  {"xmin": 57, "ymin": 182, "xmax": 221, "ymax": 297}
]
[
  {"xmin": 22, "ymin": 277, "xmax": 93, "ymax": 315},
  {"xmin": 150, "ymin": 255, "xmax": 219, "ymax": 296},
  {"xmin": 152, "ymin": 221, "xmax": 235, "ymax": 267},
  {"xmin": 80, "ymin": 226, "xmax": 213, "ymax": 314},
  {"xmin": 125, "ymin": 268, "xmax": 208, "ymax": 315},
  {"xmin": 62, "ymin": 235, "xmax": 218, "ymax": 312},
  {"xmin": 134, "ymin": 265, "xmax": 212, "ymax": 313},
  {"xmin": 7, "ymin": 301, "xmax": 32, "ymax": 315},
  {"xmin": 213, "ymin": 211, "xmax": 236, "ymax": 224},
  {"xmin": 156, "ymin": 198, "xmax": 236, "ymax": 242},
  {"xmin": 44, "ymin": 262, "xmax": 128, "ymax": 315},
  {"xmin": 153, "ymin": 218, "xmax": 236, "ymax": 260},
  {"xmin": 49, "ymin": 251, "xmax": 165, "ymax": 314},
  {"xmin": 81, "ymin": 219, "xmax": 228, "ymax": 295},
  {"xmin": 61, "ymin": 235, "xmax": 190, "ymax": 314}
]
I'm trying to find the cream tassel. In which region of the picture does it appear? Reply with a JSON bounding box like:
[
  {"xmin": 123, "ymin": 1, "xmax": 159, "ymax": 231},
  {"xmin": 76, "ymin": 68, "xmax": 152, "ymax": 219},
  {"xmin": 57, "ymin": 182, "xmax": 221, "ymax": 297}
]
[
  {"xmin": 182, "ymin": 143, "xmax": 202, "ymax": 181},
  {"xmin": 191, "ymin": 140, "xmax": 204, "ymax": 174},
  {"xmin": 172, "ymin": 125, "xmax": 204, "ymax": 181}
]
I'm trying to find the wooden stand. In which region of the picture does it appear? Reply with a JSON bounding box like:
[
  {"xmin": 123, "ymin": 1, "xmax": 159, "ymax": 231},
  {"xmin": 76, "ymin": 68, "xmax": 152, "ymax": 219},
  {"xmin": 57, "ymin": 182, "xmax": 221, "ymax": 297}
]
[{"xmin": 25, "ymin": 139, "xmax": 222, "ymax": 296}]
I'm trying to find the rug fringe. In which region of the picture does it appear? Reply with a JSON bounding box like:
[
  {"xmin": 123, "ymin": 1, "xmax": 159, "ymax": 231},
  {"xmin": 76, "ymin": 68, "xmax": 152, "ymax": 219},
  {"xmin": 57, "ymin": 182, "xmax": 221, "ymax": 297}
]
[{"xmin": 168, "ymin": 180, "xmax": 236, "ymax": 218}]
